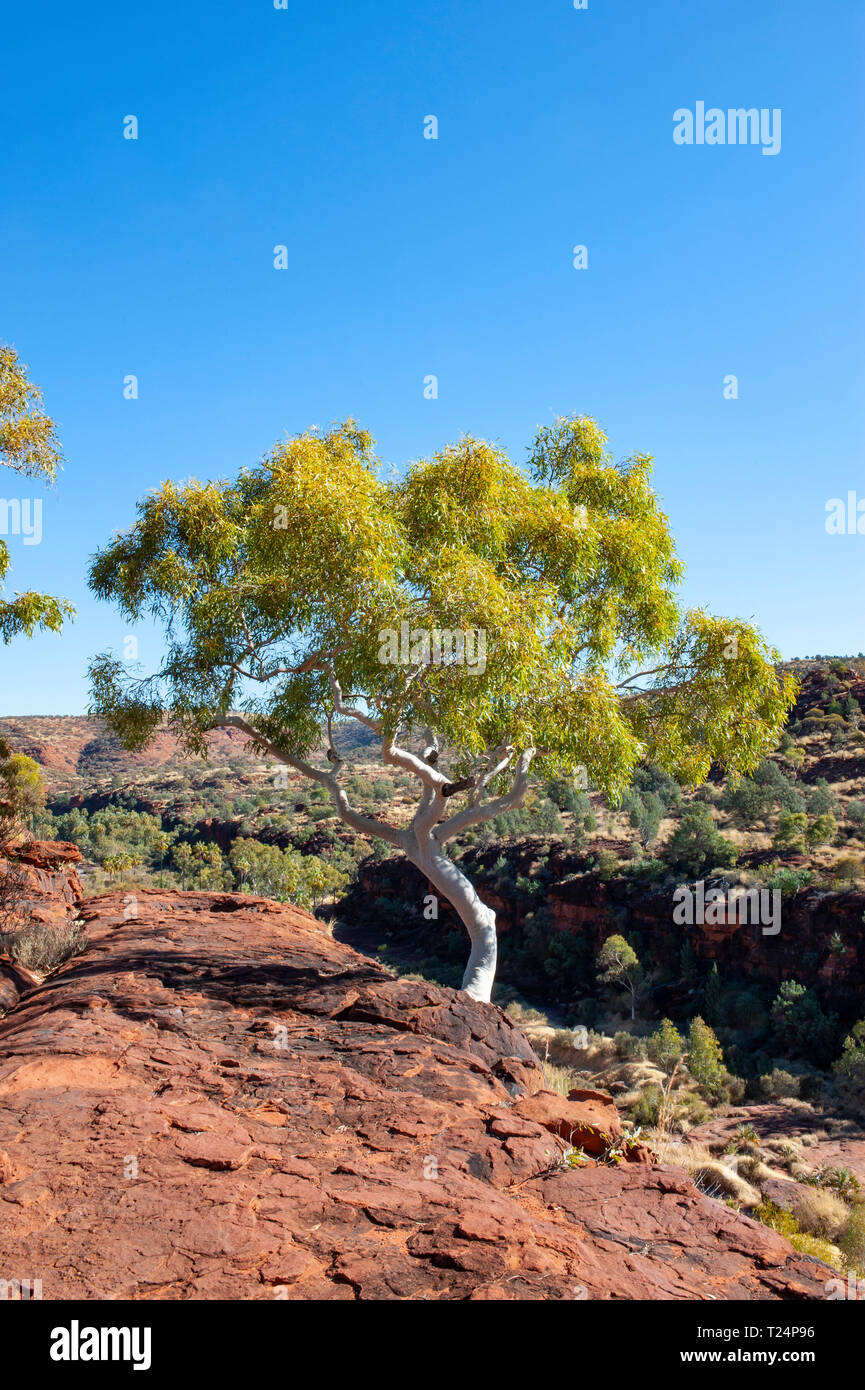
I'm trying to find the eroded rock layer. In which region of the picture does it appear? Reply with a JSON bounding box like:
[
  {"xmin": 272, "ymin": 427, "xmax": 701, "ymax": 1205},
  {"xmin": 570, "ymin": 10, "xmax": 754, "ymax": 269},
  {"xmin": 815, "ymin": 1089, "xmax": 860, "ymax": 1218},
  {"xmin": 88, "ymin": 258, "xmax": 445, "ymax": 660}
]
[{"xmin": 0, "ymin": 890, "xmax": 832, "ymax": 1300}]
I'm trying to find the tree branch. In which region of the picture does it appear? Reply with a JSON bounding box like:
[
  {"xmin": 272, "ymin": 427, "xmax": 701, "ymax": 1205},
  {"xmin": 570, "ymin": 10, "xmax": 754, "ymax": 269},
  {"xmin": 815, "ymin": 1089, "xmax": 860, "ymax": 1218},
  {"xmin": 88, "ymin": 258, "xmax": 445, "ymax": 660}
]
[
  {"xmin": 327, "ymin": 670, "xmax": 382, "ymax": 734},
  {"xmin": 212, "ymin": 715, "xmax": 405, "ymax": 848},
  {"xmin": 433, "ymin": 749, "xmax": 536, "ymax": 843}
]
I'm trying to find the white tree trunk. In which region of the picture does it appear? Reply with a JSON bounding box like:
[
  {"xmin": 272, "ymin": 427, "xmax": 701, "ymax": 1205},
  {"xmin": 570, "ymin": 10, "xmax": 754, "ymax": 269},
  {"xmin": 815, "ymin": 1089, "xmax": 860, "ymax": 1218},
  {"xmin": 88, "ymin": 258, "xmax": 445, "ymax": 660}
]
[
  {"xmin": 408, "ymin": 834, "xmax": 498, "ymax": 1003},
  {"xmin": 213, "ymin": 712, "xmax": 531, "ymax": 1005}
]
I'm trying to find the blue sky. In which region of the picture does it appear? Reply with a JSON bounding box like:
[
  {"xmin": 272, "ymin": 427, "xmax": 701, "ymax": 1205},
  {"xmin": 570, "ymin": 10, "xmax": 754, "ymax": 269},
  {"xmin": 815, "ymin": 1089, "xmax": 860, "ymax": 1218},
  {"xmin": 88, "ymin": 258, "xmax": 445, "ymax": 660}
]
[{"xmin": 1, "ymin": 0, "xmax": 863, "ymax": 715}]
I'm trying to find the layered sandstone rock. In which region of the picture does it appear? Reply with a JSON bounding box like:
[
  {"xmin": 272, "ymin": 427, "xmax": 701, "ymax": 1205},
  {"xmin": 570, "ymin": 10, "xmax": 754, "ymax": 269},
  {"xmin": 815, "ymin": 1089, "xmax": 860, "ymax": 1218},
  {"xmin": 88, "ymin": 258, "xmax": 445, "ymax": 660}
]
[
  {"xmin": 0, "ymin": 890, "xmax": 833, "ymax": 1300},
  {"xmin": 0, "ymin": 839, "xmax": 83, "ymax": 933}
]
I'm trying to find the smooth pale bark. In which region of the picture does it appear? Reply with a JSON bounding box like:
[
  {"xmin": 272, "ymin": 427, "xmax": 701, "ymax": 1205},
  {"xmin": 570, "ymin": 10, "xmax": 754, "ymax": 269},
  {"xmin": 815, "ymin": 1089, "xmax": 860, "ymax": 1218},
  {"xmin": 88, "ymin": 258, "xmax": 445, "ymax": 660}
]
[
  {"xmin": 214, "ymin": 711, "xmax": 533, "ymax": 1004},
  {"xmin": 406, "ymin": 831, "xmax": 498, "ymax": 1001}
]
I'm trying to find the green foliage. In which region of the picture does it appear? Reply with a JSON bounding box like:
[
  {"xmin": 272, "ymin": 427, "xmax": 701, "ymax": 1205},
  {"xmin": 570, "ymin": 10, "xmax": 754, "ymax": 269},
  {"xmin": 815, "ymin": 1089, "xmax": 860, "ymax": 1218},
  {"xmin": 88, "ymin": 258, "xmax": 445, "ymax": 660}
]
[
  {"xmin": 801, "ymin": 1166, "xmax": 861, "ymax": 1200},
  {"xmin": 597, "ymin": 934, "xmax": 643, "ymax": 1018},
  {"xmin": 723, "ymin": 1122, "xmax": 760, "ymax": 1152},
  {"xmin": 756, "ymin": 1068, "xmax": 800, "ymax": 1101},
  {"xmin": 544, "ymin": 777, "xmax": 589, "ymax": 815},
  {"xmin": 631, "ymin": 763, "xmax": 682, "ymax": 809},
  {"xmin": 171, "ymin": 840, "xmax": 226, "ymax": 890},
  {"xmin": 612, "ymin": 1029, "xmax": 647, "ymax": 1060},
  {"xmin": 592, "ymin": 847, "xmax": 620, "ymax": 881},
  {"xmin": 806, "ymin": 812, "xmax": 837, "ymax": 848},
  {"xmin": 687, "ymin": 1015, "xmax": 729, "ymax": 1102},
  {"xmin": 838, "ymin": 1205, "xmax": 865, "ymax": 1275},
  {"xmin": 629, "ymin": 1085, "xmax": 663, "ymax": 1127},
  {"xmin": 491, "ymin": 796, "xmax": 562, "ymax": 839},
  {"xmin": 623, "ymin": 787, "xmax": 664, "ymax": 847},
  {"xmin": 703, "ymin": 962, "xmax": 722, "ymax": 1024},
  {"xmin": 806, "ymin": 779, "xmax": 837, "ymax": 818},
  {"xmin": 773, "ymin": 810, "xmax": 807, "ymax": 851},
  {"xmin": 754, "ymin": 1198, "xmax": 798, "ymax": 1239},
  {"xmin": 833, "ymin": 856, "xmax": 863, "ymax": 886},
  {"xmin": 228, "ymin": 838, "xmax": 347, "ymax": 907},
  {"xmin": 723, "ymin": 759, "xmax": 804, "ymax": 824},
  {"xmin": 0, "ymin": 344, "xmax": 74, "ymax": 642},
  {"xmin": 0, "ymin": 748, "xmax": 45, "ymax": 837},
  {"xmin": 86, "ymin": 414, "xmax": 796, "ymax": 805},
  {"xmin": 833, "ymin": 1020, "xmax": 865, "ymax": 1118},
  {"xmin": 55, "ymin": 806, "xmax": 172, "ymax": 870},
  {"xmin": 752, "ymin": 1198, "xmax": 839, "ymax": 1266},
  {"xmin": 664, "ymin": 803, "xmax": 738, "ymax": 877},
  {"xmin": 771, "ymin": 980, "xmax": 837, "ymax": 1063},
  {"xmin": 763, "ymin": 864, "xmax": 814, "ymax": 896},
  {"xmin": 679, "ymin": 935, "xmax": 697, "ymax": 986},
  {"xmin": 647, "ymin": 1017, "xmax": 685, "ymax": 1071},
  {"xmin": 722, "ymin": 776, "xmax": 774, "ymax": 825}
]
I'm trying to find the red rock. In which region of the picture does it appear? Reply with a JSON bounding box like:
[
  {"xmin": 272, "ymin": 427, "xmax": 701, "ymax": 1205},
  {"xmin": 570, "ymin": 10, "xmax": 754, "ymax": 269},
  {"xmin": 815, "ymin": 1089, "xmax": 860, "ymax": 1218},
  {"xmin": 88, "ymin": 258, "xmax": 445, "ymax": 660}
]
[
  {"xmin": 173, "ymin": 1133, "xmax": 252, "ymax": 1171},
  {"xmin": 514, "ymin": 1087, "xmax": 621, "ymax": 1153},
  {"xmin": 0, "ymin": 888, "xmax": 835, "ymax": 1300},
  {"xmin": 8, "ymin": 840, "xmax": 82, "ymax": 870},
  {"xmin": 0, "ymin": 840, "xmax": 83, "ymax": 962}
]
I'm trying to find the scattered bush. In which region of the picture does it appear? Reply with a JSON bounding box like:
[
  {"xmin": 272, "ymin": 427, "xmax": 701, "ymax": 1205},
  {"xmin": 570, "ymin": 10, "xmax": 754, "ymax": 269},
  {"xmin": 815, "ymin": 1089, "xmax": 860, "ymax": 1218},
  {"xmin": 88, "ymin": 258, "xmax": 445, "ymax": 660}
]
[
  {"xmin": 0, "ymin": 920, "xmax": 84, "ymax": 973},
  {"xmin": 756, "ymin": 1068, "xmax": 800, "ymax": 1100}
]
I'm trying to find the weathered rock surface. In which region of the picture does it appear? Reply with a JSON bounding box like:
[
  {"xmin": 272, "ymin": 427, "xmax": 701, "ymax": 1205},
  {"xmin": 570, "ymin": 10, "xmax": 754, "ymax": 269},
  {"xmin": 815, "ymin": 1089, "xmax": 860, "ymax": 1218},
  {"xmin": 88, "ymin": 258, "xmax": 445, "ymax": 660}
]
[
  {"xmin": 0, "ymin": 839, "xmax": 83, "ymax": 941},
  {"xmin": 0, "ymin": 890, "xmax": 834, "ymax": 1300}
]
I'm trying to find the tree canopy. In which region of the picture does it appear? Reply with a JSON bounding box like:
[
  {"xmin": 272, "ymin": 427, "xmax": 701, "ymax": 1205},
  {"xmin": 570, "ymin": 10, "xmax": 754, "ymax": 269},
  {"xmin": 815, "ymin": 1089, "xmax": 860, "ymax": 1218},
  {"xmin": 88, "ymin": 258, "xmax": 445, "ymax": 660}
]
[
  {"xmin": 0, "ymin": 344, "xmax": 73, "ymax": 642},
  {"xmin": 88, "ymin": 415, "xmax": 796, "ymax": 790}
]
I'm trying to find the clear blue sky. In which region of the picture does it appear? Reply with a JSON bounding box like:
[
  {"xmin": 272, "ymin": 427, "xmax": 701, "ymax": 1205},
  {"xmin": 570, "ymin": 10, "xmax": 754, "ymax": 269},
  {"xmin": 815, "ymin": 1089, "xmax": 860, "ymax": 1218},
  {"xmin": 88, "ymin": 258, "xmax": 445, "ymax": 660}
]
[{"xmin": 2, "ymin": 0, "xmax": 863, "ymax": 715}]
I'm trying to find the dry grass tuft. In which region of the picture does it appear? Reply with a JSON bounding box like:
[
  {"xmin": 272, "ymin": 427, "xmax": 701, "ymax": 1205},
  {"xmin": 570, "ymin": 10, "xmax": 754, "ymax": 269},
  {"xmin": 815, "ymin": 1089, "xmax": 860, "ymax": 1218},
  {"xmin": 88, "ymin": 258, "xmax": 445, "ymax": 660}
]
[{"xmin": 0, "ymin": 920, "xmax": 84, "ymax": 974}]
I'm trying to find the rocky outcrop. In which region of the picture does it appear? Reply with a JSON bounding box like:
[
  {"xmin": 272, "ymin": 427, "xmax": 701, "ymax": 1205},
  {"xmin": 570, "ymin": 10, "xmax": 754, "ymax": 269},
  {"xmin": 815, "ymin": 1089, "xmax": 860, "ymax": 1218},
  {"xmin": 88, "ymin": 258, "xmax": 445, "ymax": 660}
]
[
  {"xmin": 0, "ymin": 889, "xmax": 833, "ymax": 1299},
  {"xmin": 0, "ymin": 839, "xmax": 82, "ymax": 931}
]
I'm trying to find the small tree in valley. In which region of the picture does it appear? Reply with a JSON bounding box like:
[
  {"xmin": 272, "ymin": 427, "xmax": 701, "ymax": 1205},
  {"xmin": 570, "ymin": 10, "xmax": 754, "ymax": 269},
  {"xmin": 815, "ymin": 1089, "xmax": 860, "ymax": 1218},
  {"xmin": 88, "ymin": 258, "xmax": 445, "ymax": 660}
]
[{"xmin": 596, "ymin": 933, "xmax": 643, "ymax": 1020}]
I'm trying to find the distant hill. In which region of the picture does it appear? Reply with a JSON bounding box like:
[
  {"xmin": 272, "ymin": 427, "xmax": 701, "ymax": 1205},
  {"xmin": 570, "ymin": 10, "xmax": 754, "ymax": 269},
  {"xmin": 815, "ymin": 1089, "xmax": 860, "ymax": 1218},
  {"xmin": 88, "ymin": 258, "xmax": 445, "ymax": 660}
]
[{"xmin": 0, "ymin": 716, "xmax": 251, "ymax": 782}]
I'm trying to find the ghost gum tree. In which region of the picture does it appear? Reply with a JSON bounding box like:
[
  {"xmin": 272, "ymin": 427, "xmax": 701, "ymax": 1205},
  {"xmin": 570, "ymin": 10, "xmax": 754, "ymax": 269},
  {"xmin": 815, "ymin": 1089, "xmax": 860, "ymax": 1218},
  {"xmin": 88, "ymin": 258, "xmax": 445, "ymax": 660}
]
[
  {"xmin": 0, "ymin": 344, "xmax": 73, "ymax": 642},
  {"xmin": 87, "ymin": 417, "xmax": 797, "ymax": 1002}
]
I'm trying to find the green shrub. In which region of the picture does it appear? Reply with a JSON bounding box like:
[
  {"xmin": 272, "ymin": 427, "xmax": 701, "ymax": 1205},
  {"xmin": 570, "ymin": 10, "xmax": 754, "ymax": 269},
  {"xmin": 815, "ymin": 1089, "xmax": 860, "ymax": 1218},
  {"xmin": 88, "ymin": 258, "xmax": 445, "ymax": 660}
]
[
  {"xmin": 833, "ymin": 1020, "xmax": 865, "ymax": 1117},
  {"xmin": 687, "ymin": 1016, "xmax": 731, "ymax": 1102},
  {"xmin": 664, "ymin": 805, "xmax": 737, "ymax": 877},
  {"xmin": 631, "ymin": 1084, "xmax": 663, "ymax": 1126},
  {"xmin": 613, "ymin": 1030, "xmax": 647, "ymax": 1061},
  {"xmin": 773, "ymin": 811, "xmax": 807, "ymax": 852},
  {"xmin": 806, "ymin": 779, "xmax": 837, "ymax": 817},
  {"xmin": 756, "ymin": 1068, "xmax": 800, "ymax": 1100},
  {"xmin": 647, "ymin": 1018, "xmax": 685, "ymax": 1071},
  {"xmin": 838, "ymin": 1206, "xmax": 865, "ymax": 1275},
  {"xmin": 771, "ymin": 980, "xmax": 837, "ymax": 1063}
]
